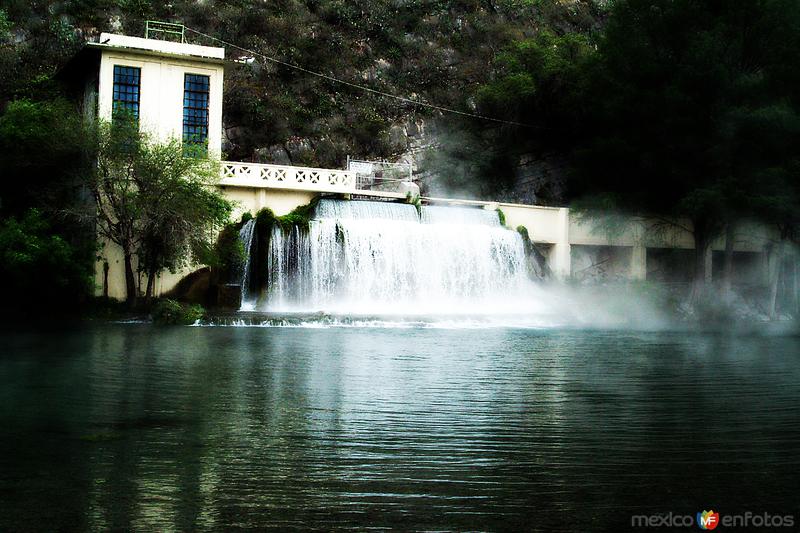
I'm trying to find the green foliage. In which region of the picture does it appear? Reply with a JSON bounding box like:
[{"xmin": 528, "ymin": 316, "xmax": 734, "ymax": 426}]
[
  {"xmin": 255, "ymin": 207, "xmax": 277, "ymax": 232},
  {"xmin": 87, "ymin": 117, "xmax": 233, "ymax": 304},
  {"xmin": 497, "ymin": 209, "xmax": 506, "ymax": 227},
  {"xmin": 516, "ymin": 225, "xmax": 529, "ymax": 241},
  {"xmin": 434, "ymin": 30, "xmax": 596, "ymax": 200},
  {"xmin": 0, "ymin": 3, "xmax": 85, "ymax": 100},
  {"xmin": 207, "ymin": 223, "xmax": 246, "ymax": 283},
  {"xmin": 0, "ymin": 209, "xmax": 94, "ymax": 311},
  {"xmin": 0, "ymin": 99, "xmax": 96, "ymax": 312},
  {"xmin": 275, "ymin": 212, "xmax": 311, "ymax": 230},
  {"xmin": 0, "ymin": 9, "xmax": 11, "ymax": 39},
  {"xmin": 571, "ymin": 0, "xmax": 800, "ymax": 277},
  {"xmin": 476, "ymin": 31, "xmax": 594, "ymax": 127},
  {"xmin": 135, "ymin": 136, "xmax": 231, "ymax": 276},
  {"xmin": 407, "ymin": 193, "xmax": 422, "ymax": 217},
  {"xmin": 196, "ymin": 0, "xmax": 602, "ymax": 165},
  {"xmin": 151, "ymin": 298, "xmax": 205, "ymax": 325},
  {"xmin": 255, "ymin": 197, "xmax": 320, "ymax": 234},
  {"xmin": 0, "ymin": 99, "xmax": 94, "ymax": 213},
  {"xmin": 0, "ymin": 99, "xmax": 86, "ymax": 155},
  {"xmin": 280, "ymin": 197, "xmax": 320, "ymax": 230}
]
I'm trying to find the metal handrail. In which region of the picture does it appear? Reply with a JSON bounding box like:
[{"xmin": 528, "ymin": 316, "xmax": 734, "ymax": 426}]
[{"xmin": 145, "ymin": 21, "xmax": 186, "ymax": 43}]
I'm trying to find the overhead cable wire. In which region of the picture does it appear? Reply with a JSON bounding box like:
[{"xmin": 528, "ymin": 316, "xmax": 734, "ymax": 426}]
[{"xmin": 184, "ymin": 26, "xmax": 535, "ymax": 128}]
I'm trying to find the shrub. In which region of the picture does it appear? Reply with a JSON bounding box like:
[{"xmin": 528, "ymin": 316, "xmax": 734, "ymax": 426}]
[
  {"xmin": 151, "ymin": 299, "xmax": 205, "ymax": 325},
  {"xmin": 0, "ymin": 209, "xmax": 94, "ymax": 313},
  {"xmin": 207, "ymin": 224, "xmax": 246, "ymax": 284},
  {"xmin": 255, "ymin": 197, "xmax": 319, "ymax": 233}
]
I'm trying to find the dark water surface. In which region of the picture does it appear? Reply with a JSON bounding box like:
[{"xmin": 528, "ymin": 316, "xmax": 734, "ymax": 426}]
[{"xmin": 0, "ymin": 324, "xmax": 798, "ymax": 531}]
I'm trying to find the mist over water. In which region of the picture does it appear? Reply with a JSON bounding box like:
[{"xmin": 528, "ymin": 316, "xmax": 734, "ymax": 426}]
[{"xmin": 241, "ymin": 199, "xmax": 677, "ymax": 330}]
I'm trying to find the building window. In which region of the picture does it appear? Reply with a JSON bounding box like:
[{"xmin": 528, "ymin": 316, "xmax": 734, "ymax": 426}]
[
  {"xmin": 112, "ymin": 65, "xmax": 140, "ymax": 119},
  {"xmin": 183, "ymin": 73, "xmax": 210, "ymax": 151}
]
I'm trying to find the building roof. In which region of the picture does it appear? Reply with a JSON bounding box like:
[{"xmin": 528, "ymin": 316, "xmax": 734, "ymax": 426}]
[{"xmin": 86, "ymin": 33, "xmax": 225, "ymax": 64}]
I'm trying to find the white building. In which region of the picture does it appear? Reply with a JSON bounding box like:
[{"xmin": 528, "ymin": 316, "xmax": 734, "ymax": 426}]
[
  {"xmin": 61, "ymin": 32, "xmax": 228, "ymax": 298},
  {"xmin": 66, "ymin": 32, "xmax": 225, "ymax": 157}
]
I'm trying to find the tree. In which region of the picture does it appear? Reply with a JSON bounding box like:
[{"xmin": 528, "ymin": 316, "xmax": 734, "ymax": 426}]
[
  {"xmin": 0, "ymin": 98, "xmax": 96, "ymax": 313},
  {"xmin": 0, "ymin": 98, "xmax": 92, "ymax": 214},
  {"xmin": 0, "ymin": 208, "xmax": 93, "ymax": 314},
  {"xmin": 717, "ymin": 101, "xmax": 800, "ymax": 314},
  {"xmin": 572, "ymin": 0, "xmax": 800, "ymax": 299},
  {"xmin": 135, "ymin": 142, "xmax": 233, "ymax": 303},
  {"xmin": 86, "ymin": 118, "xmax": 232, "ymax": 307},
  {"xmin": 475, "ymin": 30, "xmax": 596, "ymax": 153},
  {"xmin": 431, "ymin": 30, "xmax": 596, "ymax": 201}
]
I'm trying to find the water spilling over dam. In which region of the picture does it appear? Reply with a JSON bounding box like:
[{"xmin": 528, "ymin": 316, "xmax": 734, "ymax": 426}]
[
  {"xmin": 238, "ymin": 218, "xmax": 256, "ymax": 301},
  {"xmin": 243, "ymin": 199, "xmax": 537, "ymax": 315}
]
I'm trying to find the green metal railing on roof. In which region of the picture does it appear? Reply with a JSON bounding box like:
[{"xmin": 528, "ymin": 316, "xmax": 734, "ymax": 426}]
[{"xmin": 144, "ymin": 21, "xmax": 186, "ymax": 43}]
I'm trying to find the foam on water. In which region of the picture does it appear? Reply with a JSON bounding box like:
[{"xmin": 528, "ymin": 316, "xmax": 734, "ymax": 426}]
[{"xmin": 200, "ymin": 313, "xmax": 566, "ymax": 329}]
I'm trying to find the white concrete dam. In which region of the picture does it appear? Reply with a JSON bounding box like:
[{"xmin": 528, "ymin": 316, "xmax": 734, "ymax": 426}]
[{"xmin": 248, "ymin": 199, "xmax": 538, "ymax": 315}]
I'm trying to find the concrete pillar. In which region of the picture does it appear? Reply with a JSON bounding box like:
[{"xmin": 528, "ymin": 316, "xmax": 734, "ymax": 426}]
[
  {"xmin": 548, "ymin": 208, "xmax": 571, "ymax": 279},
  {"xmin": 550, "ymin": 243, "xmax": 571, "ymax": 279},
  {"xmin": 631, "ymin": 245, "xmax": 647, "ymax": 280},
  {"xmin": 762, "ymin": 249, "xmax": 771, "ymax": 285},
  {"xmin": 704, "ymin": 245, "xmax": 713, "ymax": 283},
  {"xmin": 629, "ymin": 221, "xmax": 646, "ymax": 281}
]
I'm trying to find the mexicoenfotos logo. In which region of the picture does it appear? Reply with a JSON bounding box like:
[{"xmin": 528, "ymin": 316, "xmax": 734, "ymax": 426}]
[
  {"xmin": 697, "ymin": 510, "xmax": 719, "ymax": 530},
  {"xmin": 631, "ymin": 509, "xmax": 795, "ymax": 529}
]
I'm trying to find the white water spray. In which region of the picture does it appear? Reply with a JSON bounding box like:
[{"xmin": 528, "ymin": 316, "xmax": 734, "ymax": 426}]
[
  {"xmin": 261, "ymin": 200, "xmax": 546, "ymax": 315},
  {"xmin": 238, "ymin": 218, "xmax": 256, "ymax": 309}
]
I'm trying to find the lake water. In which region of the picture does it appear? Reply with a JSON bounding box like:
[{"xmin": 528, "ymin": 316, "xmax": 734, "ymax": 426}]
[{"xmin": 0, "ymin": 323, "xmax": 798, "ymax": 531}]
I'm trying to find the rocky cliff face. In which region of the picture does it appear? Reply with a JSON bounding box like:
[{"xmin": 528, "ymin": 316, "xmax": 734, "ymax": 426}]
[
  {"xmin": 2, "ymin": 1, "xmax": 601, "ymax": 203},
  {"xmin": 351, "ymin": 116, "xmax": 567, "ymax": 204}
]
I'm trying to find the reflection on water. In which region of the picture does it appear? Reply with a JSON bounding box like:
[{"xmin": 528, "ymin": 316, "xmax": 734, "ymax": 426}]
[{"xmin": 0, "ymin": 324, "xmax": 798, "ymax": 531}]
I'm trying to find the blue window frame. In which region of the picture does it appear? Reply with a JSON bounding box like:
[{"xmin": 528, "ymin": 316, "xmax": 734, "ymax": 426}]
[
  {"xmin": 183, "ymin": 74, "xmax": 210, "ymax": 149},
  {"xmin": 112, "ymin": 65, "xmax": 140, "ymax": 119}
]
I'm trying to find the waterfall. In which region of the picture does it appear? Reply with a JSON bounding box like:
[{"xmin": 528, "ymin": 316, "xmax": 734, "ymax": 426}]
[
  {"xmin": 421, "ymin": 205, "xmax": 502, "ymax": 226},
  {"xmin": 238, "ymin": 218, "xmax": 256, "ymax": 309},
  {"xmin": 259, "ymin": 199, "xmax": 534, "ymax": 315}
]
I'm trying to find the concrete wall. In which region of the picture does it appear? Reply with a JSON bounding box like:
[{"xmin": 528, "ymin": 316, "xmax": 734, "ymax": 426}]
[
  {"xmin": 95, "ymin": 188, "xmax": 780, "ymax": 300},
  {"xmin": 500, "ymin": 204, "xmax": 571, "ymax": 278},
  {"xmin": 571, "ymin": 245, "xmax": 635, "ymax": 282},
  {"xmin": 495, "ymin": 203, "xmax": 777, "ymax": 282},
  {"xmin": 95, "ymin": 187, "xmax": 318, "ymax": 300},
  {"xmin": 223, "ymin": 187, "xmax": 317, "ymax": 219}
]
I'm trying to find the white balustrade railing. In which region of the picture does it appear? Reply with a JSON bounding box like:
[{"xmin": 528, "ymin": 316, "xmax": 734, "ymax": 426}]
[{"xmin": 220, "ymin": 161, "xmax": 356, "ymax": 193}]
